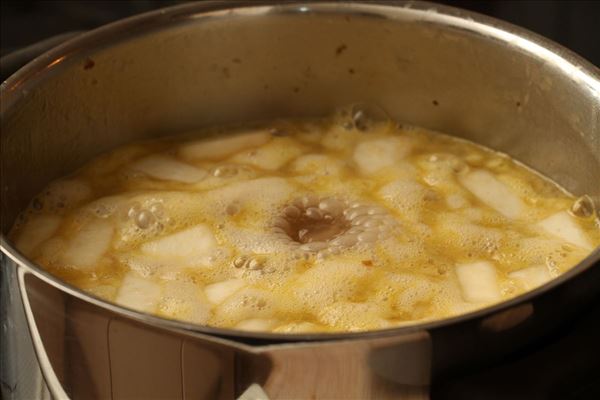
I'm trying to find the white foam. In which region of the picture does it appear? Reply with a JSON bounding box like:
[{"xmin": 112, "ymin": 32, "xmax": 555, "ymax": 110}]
[
  {"xmin": 394, "ymin": 275, "xmax": 437, "ymax": 310},
  {"xmin": 159, "ymin": 280, "xmax": 211, "ymax": 324},
  {"xmin": 321, "ymin": 126, "xmax": 362, "ymax": 151},
  {"xmin": 292, "ymin": 259, "xmax": 368, "ymax": 311},
  {"xmin": 43, "ymin": 179, "xmax": 92, "ymax": 210},
  {"xmin": 317, "ymin": 302, "xmax": 391, "ymax": 331},
  {"xmin": 378, "ymin": 179, "xmax": 428, "ymax": 219},
  {"xmin": 436, "ymin": 213, "xmax": 504, "ymax": 254},
  {"xmin": 213, "ymin": 287, "xmax": 275, "ymax": 325}
]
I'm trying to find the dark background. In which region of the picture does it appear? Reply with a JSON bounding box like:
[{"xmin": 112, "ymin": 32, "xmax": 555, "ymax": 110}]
[{"xmin": 1, "ymin": 0, "xmax": 599, "ymax": 66}]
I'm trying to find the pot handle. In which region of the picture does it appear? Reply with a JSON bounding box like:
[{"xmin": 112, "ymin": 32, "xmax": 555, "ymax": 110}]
[
  {"xmin": 235, "ymin": 331, "xmax": 432, "ymax": 400},
  {"xmin": 15, "ymin": 267, "xmax": 69, "ymax": 399}
]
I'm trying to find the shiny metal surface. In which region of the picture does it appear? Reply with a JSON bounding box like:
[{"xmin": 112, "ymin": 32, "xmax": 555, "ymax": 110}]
[{"xmin": 1, "ymin": 1, "xmax": 599, "ymax": 399}]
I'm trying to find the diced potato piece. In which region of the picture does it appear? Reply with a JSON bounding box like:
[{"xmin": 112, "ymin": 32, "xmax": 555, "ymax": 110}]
[
  {"xmin": 353, "ymin": 137, "xmax": 412, "ymax": 174},
  {"xmin": 230, "ymin": 137, "xmax": 304, "ymax": 170},
  {"xmin": 509, "ymin": 266, "xmax": 552, "ymax": 290},
  {"xmin": 446, "ymin": 194, "xmax": 468, "ymax": 209},
  {"xmin": 140, "ymin": 225, "xmax": 217, "ymax": 266},
  {"xmin": 15, "ymin": 214, "xmax": 62, "ymax": 256},
  {"xmin": 61, "ymin": 220, "xmax": 113, "ymax": 269},
  {"xmin": 205, "ymin": 177, "xmax": 295, "ymax": 216},
  {"xmin": 204, "ymin": 279, "xmax": 246, "ymax": 304},
  {"xmin": 538, "ymin": 211, "xmax": 592, "ymax": 250},
  {"xmin": 273, "ymin": 322, "xmax": 322, "ymax": 333},
  {"xmin": 114, "ymin": 192, "xmax": 206, "ymax": 249},
  {"xmin": 115, "ymin": 272, "xmax": 162, "ymax": 313},
  {"xmin": 130, "ymin": 155, "xmax": 207, "ymax": 183},
  {"xmin": 37, "ymin": 237, "xmax": 66, "ymax": 263},
  {"xmin": 455, "ymin": 261, "xmax": 501, "ymax": 303},
  {"xmin": 86, "ymin": 195, "xmax": 127, "ymax": 219},
  {"xmin": 179, "ymin": 130, "xmax": 270, "ymax": 161},
  {"xmin": 85, "ymin": 144, "xmax": 147, "ymax": 177},
  {"xmin": 159, "ymin": 281, "xmax": 211, "ymax": 324},
  {"xmin": 459, "ymin": 169, "xmax": 524, "ymax": 219},
  {"xmin": 234, "ymin": 319, "xmax": 277, "ymax": 331},
  {"xmin": 291, "ymin": 153, "xmax": 346, "ymax": 176}
]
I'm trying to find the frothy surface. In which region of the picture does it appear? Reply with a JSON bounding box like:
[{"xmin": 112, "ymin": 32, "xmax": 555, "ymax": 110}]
[{"xmin": 10, "ymin": 110, "xmax": 600, "ymax": 333}]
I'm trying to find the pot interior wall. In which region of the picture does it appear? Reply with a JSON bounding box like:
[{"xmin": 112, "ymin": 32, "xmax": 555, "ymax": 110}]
[{"xmin": 1, "ymin": 3, "xmax": 599, "ymax": 233}]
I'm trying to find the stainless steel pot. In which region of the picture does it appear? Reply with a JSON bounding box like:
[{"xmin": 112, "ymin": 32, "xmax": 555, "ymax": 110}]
[{"xmin": 1, "ymin": 1, "xmax": 599, "ymax": 399}]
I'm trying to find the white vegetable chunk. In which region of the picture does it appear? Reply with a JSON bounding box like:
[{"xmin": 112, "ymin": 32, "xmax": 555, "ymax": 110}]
[
  {"xmin": 537, "ymin": 211, "xmax": 592, "ymax": 250},
  {"xmin": 204, "ymin": 279, "xmax": 246, "ymax": 304},
  {"xmin": 273, "ymin": 322, "xmax": 320, "ymax": 333},
  {"xmin": 459, "ymin": 169, "xmax": 524, "ymax": 219},
  {"xmin": 509, "ymin": 266, "xmax": 552, "ymax": 290},
  {"xmin": 115, "ymin": 272, "xmax": 162, "ymax": 313},
  {"xmin": 234, "ymin": 319, "xmax": 277, "ymax": 331},
  {"xmin": 131, "ymin": 155, "xmax": 207, "ymax": 183},
  {"xmin": 353, "ymin": 137, "xmax": 412, "ymax": 174},
  {"xmin": 455, "ymin": 261, "xmax": 501, "ymax": 303},
  {"xmin": 15, "ymin": 215, "xmax": 62, "ymax": 256},
  {"xmin": 61, "ymin": 220, "xmax": 113, "ymax": 269},
  {"xmin": 446, "ymin": 194, "xmax": 468, "ymax": 210},
  {"xmin": 230, "ymin": 137, "xmax": 304, "ymax": 170},
  {"xmin": 206, "ymin": 177, "xmax": 295, "ymax": 216},
  {"xmin": 291, "ymin": 153, "xmax": 345, "ymax": 176},
  {"xmin": 179, "ymin": 130, "xmax": 270, "ymax": 161},
  {"xmin": 140, "ymin": 225, "xmax": 217, "ymax": 266}
]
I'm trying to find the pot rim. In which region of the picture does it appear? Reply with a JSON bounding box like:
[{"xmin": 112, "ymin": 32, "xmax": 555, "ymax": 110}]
[{"xmin": 1, "ymin": 0, "xmax": 599, "ymax": 343}]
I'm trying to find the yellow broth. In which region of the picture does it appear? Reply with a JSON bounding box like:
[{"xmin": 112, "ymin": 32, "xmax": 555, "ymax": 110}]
[{"xmin": 10, "ymin": 112, "xmax": 599, "ymax": 332}]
